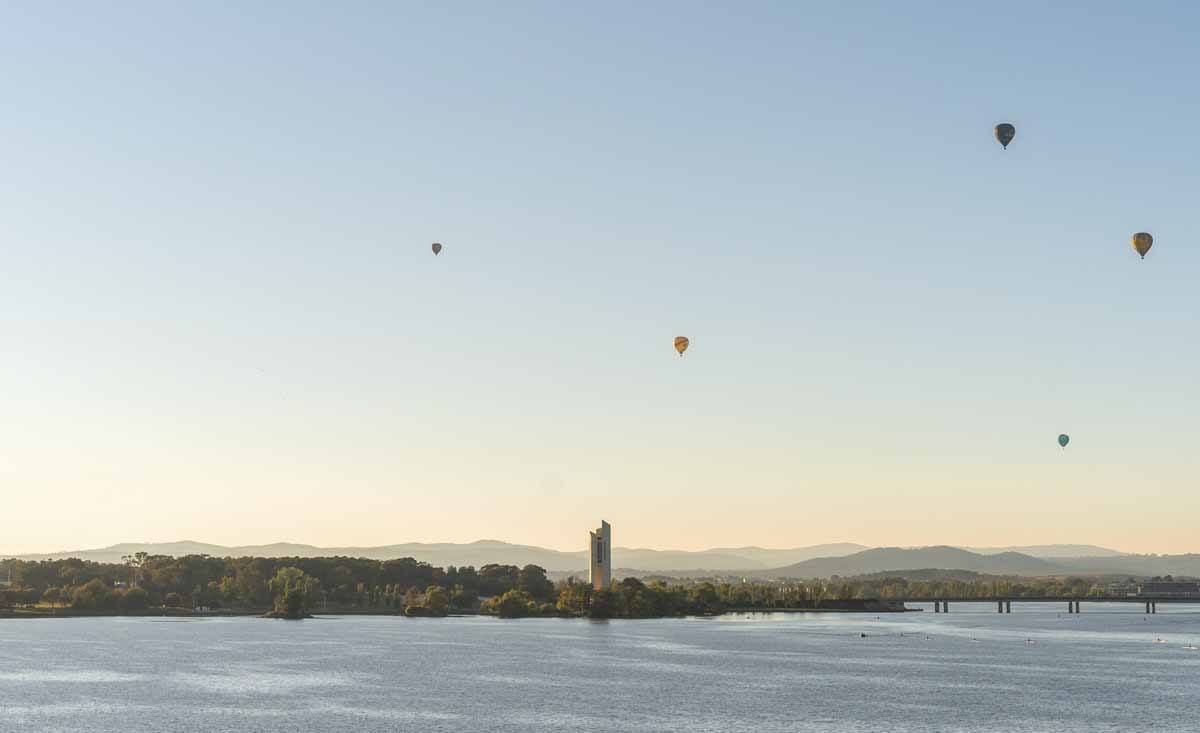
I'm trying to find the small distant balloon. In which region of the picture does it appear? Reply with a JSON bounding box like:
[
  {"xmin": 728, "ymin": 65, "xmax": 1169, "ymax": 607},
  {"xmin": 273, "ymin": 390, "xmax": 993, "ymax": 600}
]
[
  {"xmin": 674, "ymin": 336, "xmax": 689, "ymax": 356},
  {"xmin": 1131, "ymin": 232, "xmax": 1152, "ymax": 259},
  {"xmin": 1058, "ymin": 434, "xmax": 1070, "ymax": 449},
  {"xmin": 994, "ymin": 123, "xmax": 1016, "ymax": 150},
  {"xmin": 432, "ymin": 242, "xmax": 443, "ymax": 255}
]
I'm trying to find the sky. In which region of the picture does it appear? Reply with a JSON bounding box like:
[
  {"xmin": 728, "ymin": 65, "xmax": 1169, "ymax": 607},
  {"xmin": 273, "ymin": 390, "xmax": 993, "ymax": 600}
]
[{"xmin": 3, "ymin": 1, "xmax": 1200, "ymax": 555}]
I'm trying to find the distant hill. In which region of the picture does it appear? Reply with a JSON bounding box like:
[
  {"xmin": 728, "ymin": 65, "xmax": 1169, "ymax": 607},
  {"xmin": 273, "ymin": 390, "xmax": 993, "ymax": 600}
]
[
  {"xmin": 1053, "ymin": 554, "xmax": 1200, "ymax": 577},
  {"xmin": 10, "ymin": 540, "xmax": 862, "ymax": 573},
  {"xmin": 769, "ymin": 546, "xmax": 1069, "ymax": 578},
  {"xmin": 14, "ymin": 540, "xmax": 1197, "ymax": 578},
  {"xmin": 702, "ymin": 543, "xmax": 868, "ymax": 567},
  {"xmin": 965, "ymin": 544, "xmax": 1126, "ymax": 558},
  {"xmin": 13, "ymin": 540, "xmax": 590, "ymax": 571}
]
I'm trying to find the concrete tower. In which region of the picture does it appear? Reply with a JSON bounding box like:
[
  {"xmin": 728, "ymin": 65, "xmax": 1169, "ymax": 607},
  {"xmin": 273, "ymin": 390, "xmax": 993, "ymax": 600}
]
[{"xmin": 589, "ymin": 520, "xmax": 611, "ymax": 591}]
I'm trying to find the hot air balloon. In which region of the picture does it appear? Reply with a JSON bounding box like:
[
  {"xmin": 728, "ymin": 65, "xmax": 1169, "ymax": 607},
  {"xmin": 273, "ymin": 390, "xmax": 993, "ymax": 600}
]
[
  {"xmin": 674, "ymin": 336, "xmax": 689, "ymax": 356},
  {"xmin": 432, "ymin": 242, "xmax": 443, "ymax": 255},
  {"xmin": 1131, "ymin": 232, "xmax": 1152, "ymax": 259},
  {"xmin": 994, "ymin": 123, "xmax": 1016, "ymax": 150},
  {"xmin": 1058, "ymin": 434, "xmax": 1070, "ymax": 449}
]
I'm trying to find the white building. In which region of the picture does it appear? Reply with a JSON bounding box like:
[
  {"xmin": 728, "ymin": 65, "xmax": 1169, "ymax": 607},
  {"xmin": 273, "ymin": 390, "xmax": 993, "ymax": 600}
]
[{"xmin": 589, "ymin": 520, "xmax": 611, "ymax": 591}]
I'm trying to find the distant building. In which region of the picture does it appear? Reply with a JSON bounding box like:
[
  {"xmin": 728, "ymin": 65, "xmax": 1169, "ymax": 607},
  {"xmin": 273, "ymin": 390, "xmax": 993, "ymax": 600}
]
[
  {"xmin": 1101, "ymin": 581, "xmax": 1137, "ymax": 597},
  {"xmin": 589, "ymin": 520, "xmax": 611, "ymax": 591},
  {"xmin": 1137, "ymin": 580, "xmax": 1200, "ymax": 598}
]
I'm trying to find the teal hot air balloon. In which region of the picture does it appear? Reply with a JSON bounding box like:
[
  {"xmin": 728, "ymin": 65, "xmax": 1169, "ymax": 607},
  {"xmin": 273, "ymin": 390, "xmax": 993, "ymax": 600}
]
[{"xmin": 1058, "ymin": 434, "xmax": 1070, "ymax": 449}]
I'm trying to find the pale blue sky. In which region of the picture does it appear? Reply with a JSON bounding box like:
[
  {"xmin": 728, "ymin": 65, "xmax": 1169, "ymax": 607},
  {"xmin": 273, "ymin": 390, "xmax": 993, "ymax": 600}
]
[{"xmin": 3, "ymin": 2, "xmax": 1198, "ymax": 554}]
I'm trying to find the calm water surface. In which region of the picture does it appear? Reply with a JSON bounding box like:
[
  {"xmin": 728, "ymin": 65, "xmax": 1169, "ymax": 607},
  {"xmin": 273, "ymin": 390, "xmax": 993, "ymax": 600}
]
[{"xmin": 2, "ymin": 603, "xmax": 1199, "ymax": 732}]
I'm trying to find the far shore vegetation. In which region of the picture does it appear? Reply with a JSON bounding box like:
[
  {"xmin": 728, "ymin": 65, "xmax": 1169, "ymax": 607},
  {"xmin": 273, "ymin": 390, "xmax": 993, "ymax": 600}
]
[{"xmin": 0, "ymin": 555, "xmax": 1154, "ymax": 620}]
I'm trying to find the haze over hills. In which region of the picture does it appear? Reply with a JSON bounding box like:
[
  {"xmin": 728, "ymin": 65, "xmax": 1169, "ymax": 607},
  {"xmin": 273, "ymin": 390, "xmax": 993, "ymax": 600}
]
[
  {"xmin": 769, "ymin": 547, "xmax": 1069, "ymax": 578},
  {"xmin": 9, "ymin": 540, "xmax": 865, "ymax": 572},
  {"xmin": 12, "ymin": 539, "xmax": 1195, "ymax": 577},
  {"xmin": 964, "ymin": 545, "xmax": 1126, "ymax": 558},
  {"xmin": 766, "ymin": 546, "xmax": 1200, "ymax": 579}
]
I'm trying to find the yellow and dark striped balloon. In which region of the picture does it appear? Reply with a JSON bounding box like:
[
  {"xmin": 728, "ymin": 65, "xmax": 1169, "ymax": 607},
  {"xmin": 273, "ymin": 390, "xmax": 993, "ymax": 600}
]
[
  {"xmin": 1131, "ymin": 232, "xmax": 1152, "ymax": 259},
  {"xmin": 674, "ymin": 336, "xmax": 689, "ymax": 356}
]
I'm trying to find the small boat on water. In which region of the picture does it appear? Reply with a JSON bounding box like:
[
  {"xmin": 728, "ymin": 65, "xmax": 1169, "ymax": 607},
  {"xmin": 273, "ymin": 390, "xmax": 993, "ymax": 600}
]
[
  {"xmin": 1181, "ymin": 645, "xmax": 1198, "ymax": 651},
  {"xmin": 1153, "ymin": 638, "xmax": 1168, "ymax": 644}
]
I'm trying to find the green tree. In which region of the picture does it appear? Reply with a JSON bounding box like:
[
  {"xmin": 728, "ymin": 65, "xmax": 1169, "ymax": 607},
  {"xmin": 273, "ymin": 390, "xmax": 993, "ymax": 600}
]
[
  {"xmin": 518, "ymin": 565, "xmax": 555, "ymax": 602},
  {"xmin": 688, "ymin": 583, "xmax": 724, "ymax": 615},
  {"xmin": 588, "ymin": 589, "xmax": 617, "ymax": 618},
  {"xmin": 491, "ymin": 589, "xmax": 536, "ymax": 618},
  {"xmin": 42, "ymin": 587, "xmax": 62, "ymax": 609},
  {"xmin": 72, "ymin": 579, "xmax": 115, "ymax": 610},
  {"xmin": 283, "ymin": 588, "xmax": 305, "ymax": 618},
  {"xmin": 122, "ymin": 587, "xmax": 149, "ymax": 611},
  {"xmin": 450, "ymin": 585, "xmax": 478, "ymax": 610},
  {"xmin": 269, "ymin": 567, "xmax": 315, "ymax": 618},
  {"xmin": 556, "ymin": 579, "xmax": 591, "ymax": 615},
  {"xmin": 424, "ymin": 586, "xmax": 449, "ymax": 616}
]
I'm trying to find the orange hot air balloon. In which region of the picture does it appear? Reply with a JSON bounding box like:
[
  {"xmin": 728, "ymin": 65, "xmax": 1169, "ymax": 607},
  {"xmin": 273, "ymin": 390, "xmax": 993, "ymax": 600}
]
[
  {"xmin": 432, "ymin": 242, "xmax": 443, "ymax": 255},
  {"xmin": 674, "ymin": 336, "xmax": 689, "ymax": 356},
  {"xmin": 1131, "ymin": 232, "xmax": 1152, "ymax": 259}
]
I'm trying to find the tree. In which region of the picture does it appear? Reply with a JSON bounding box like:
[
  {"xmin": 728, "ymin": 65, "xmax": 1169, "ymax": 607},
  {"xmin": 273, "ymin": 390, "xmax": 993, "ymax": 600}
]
[
  {"xmin": 122, "ymin": 587, "xmax": 149, "ymax": 611},
  {"xmin": 491, "ymin": 589, "xmax": 536, "ymax": 618},
  {"xmin": 450, "ymin": 585, "xmax": 477, "ymax": 610},
  {"xmin": 42, "ymin": 587, "xmax": 62, "ymax": 609},
  {"xmin": 122, "ymin": 552, "xmax": 150, "ymax": 587},
  {"xmin": 283, "ymin": 588, "xmax": 305, "ymax": 618},
  {"xmin": 518, "ymin": 565, "xmax": 555, "ymax": 602},
  {"xmin": 556, "ymin": 579, "xmax": 591, "ymax": 615},
  {"xmin": 73, "ymin": 579, "xmax": 116, "ymax": 610},
  {"xmin": 688, "ymin": 583, "xmax": 723, "ymax": 615},
  {"xmin": 424, "ymin": 586, "xmax": 449, "ymax": 616},
  {"xmin": 588, "ymin": 589, "xmax": 617, "ymax": 619},
  {"xmin": 269, "ymin": 567, "xmax": 315, "ymax": 619}
]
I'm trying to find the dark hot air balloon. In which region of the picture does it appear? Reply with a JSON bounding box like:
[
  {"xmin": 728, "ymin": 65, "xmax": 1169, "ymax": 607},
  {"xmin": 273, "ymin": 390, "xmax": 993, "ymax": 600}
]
[{"xmin": 994, "ymin": 123, "xmax": 1016, "ymax": 150}]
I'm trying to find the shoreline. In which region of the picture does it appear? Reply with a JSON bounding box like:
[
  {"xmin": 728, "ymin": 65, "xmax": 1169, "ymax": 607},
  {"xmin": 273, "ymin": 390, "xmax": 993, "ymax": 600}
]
[{"xmin": 0, "ymin": 605, "xmax": 913, "ymax": 621}]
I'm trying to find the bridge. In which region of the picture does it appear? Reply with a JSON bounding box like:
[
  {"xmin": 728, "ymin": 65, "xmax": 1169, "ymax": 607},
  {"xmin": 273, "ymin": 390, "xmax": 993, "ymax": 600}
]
[{"xmin": 909, "ymin": 597, "xmax": 1197, "ymax": 614}]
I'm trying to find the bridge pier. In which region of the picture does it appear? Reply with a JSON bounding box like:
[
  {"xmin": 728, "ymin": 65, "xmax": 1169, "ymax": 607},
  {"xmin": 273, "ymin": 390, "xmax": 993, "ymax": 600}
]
[
  {"xmin": 1076, "ymin": 601, "xmax": 1081, "ymax": 613},
  {"xmin": 1005, "ymin": 601, "xmax": 1011, "ymax": 613},
  {"xmin": 998, "ymin": 601, "xmax": 1004, "ymax": 613},
  {"xmin": 1152, "ymin": 602, "xmax": 1157, "ymax": 614},
  {"xmin": 944, "ymin": 601, "xmax": 949, "ymax": 613},
  {"xmin": 1146, "ymin": 601, "xmax": 1151, "ymax": 614}
]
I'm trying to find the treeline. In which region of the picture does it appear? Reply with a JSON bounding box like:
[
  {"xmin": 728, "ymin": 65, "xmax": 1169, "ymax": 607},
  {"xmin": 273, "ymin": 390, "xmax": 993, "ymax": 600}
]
[
  {"xmin": 0, "ymin": 554, "xmax": 555, "ymax": 614},
  {"xmin": 484, "ymin": 577, "xmax": 727, "ymax": 618},
  {"xmin": 0, "ymin": 554, "xmax": 1130, "ymax": 618},
  {"xmin": 823, "ymin": 575, "xmax": 1104, "ymax": 600}
]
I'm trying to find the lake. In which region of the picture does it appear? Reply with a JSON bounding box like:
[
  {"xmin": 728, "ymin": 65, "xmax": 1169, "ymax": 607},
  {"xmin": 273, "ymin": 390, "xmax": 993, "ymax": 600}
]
[{"xmin": 1, "ymin": 603, "xmax": 1198, "ymax": 731}]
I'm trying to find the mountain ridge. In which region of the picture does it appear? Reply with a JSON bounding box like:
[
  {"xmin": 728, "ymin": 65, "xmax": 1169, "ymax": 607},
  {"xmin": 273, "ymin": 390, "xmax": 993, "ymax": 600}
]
[{"xmin": 6, "ymin": 540, "xmax": 1171, "ymax": 576}]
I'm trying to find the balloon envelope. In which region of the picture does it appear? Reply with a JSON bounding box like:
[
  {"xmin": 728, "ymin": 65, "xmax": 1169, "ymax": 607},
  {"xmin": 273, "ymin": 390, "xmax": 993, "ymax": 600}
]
[
  {"xmin": 432, "ymin": 242, "xmax": 443, "ymax": 255},
  {"xmin": 994, "ymin": 123, "xmax": 1016, "ymax": 149},
  {"xmin": 1131, "ymin": 232, "xmax": 1152, "ymax": 259},
  {"xmin": 1058, "ymin": 434, "xmax": 1070, "ymax": 448},
  {"xmin": 674, "ymin": 336, "xmax": 689, "ymax": 356}
]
